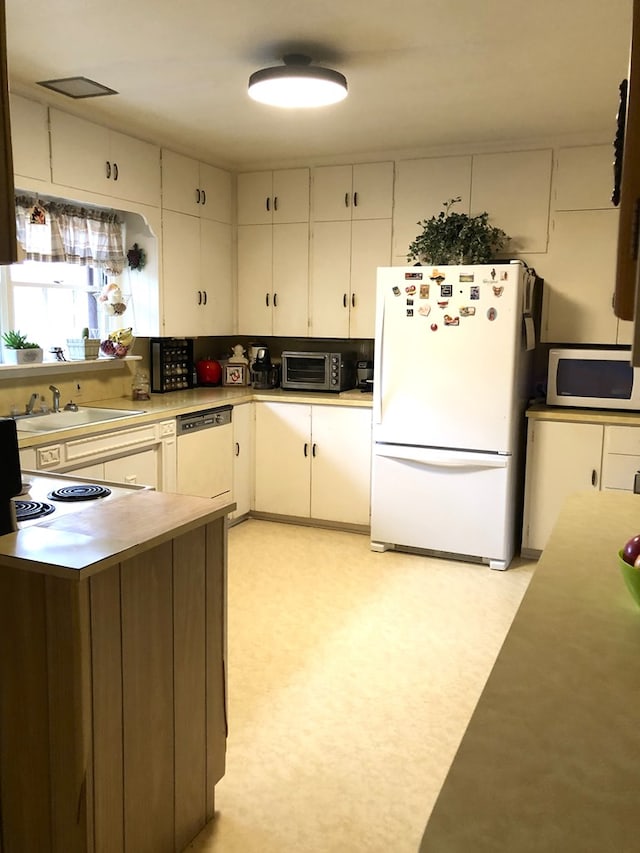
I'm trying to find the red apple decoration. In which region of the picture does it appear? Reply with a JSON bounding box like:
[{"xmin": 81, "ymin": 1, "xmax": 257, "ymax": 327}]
[{"xmin": 622, "ymin": 534, "xmax": 640, "ymax": 566}]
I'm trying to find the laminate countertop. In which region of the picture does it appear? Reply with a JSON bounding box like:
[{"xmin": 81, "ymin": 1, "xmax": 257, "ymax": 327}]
[
  {"xmin": 15, "ymin": 387, "xmax": 373, "ymax": 448},
  {"xmin": 0, "ymin": 488, "xmax": 235, "ymax": 580},
  {"xmin": 526, "ymin": 402, "xmax": 640, "ymax": 426},
  {"xmin": 419, "ymin": 489, "xmax": 640, "ymax": 852}
]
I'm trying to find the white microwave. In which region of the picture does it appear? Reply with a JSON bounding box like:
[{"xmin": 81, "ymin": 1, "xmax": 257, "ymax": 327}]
[{"xmin": 546, "ymin": 348, "xmax": 640, "ymax": 410}]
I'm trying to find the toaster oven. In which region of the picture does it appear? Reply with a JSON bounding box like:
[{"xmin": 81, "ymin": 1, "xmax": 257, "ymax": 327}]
[{"xmin": 280, "ymin": 351, "xmax": 356, "ymax": 392}]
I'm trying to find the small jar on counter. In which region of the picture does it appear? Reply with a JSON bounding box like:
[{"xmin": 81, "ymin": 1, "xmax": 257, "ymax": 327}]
[{"xmin": 131, "ymin": 369, "xmax": 151, "ymax": 401}]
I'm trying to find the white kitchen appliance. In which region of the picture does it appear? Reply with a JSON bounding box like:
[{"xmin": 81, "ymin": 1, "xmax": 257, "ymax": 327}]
[
  {"xmin": 546, "ymin": 347, "xmax": 640, "ymax": 410},
  {"xmin": 12, "ymin": 470, "xmax": 149, "ymax": 530},
  {"xmin": 370, "ymin": 261, "xmax": 536, "ymax": 569}
]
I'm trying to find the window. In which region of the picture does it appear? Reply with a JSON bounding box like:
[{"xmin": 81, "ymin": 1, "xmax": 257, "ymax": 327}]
[
  {"xmin": 0, "ymin": 194, "xmax": 129, "ymax": 357},
  {"xmin": 2, "ymin": 260, "xmax": 109, "ymax": 353}
]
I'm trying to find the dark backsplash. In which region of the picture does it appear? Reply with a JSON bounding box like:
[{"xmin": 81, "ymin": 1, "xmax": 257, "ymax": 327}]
[{"xmin": 193, "ymin": 336, "xmax": 374, "ymax": 364}]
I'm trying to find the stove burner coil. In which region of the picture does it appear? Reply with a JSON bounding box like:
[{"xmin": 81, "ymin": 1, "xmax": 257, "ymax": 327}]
[
  {"xmin": 47, "ymin": 484, "xmax": 112, "ymax": 502},
  {"xmin": 14, "ymin": 500, "xmax": 56, "ymax": 521}
]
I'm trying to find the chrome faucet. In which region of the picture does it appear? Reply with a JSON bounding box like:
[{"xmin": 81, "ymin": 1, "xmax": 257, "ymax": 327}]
[
  {"xmin": 25, "ymin": 392, "xmax": 39, "ymax": 414},
  {"xmin": 49, "ymin": 384, "xmax": 61, "ymax": 413}
]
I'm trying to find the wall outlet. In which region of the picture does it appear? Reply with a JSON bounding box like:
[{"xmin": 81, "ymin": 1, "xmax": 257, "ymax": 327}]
[{"xmin": 74, "ymin": 382, "xmax": 83, "ymax": 399}]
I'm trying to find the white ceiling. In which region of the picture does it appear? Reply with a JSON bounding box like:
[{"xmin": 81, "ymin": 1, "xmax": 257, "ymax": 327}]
[{"xmin": 5, "ymin": 0, "xmax": 634, "ymax": 170}]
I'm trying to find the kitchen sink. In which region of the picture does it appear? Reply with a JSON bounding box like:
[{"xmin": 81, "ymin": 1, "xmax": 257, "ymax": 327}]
[{"xmin": 14, "ymin": 407, "xmax": 146, "ymax": 433}]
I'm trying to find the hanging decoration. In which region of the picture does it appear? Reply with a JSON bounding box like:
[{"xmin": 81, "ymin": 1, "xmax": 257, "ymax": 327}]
[
  {"xmin": 127, "ymin": 242, "xmax": 146, "ymax": 271},
  {"xmin": 96, "ymin": 281, "xmax": 129, "ymax": 315}
]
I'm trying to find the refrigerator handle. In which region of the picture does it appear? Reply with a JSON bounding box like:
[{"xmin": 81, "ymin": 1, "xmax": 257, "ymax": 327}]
[{"xmin": 373, "ymin": 288, "xmax": 385, "ymax": 424}]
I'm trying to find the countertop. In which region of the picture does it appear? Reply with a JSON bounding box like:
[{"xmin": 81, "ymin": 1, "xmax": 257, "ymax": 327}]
[
  {"xmin": 419, "ymin": 489, "xmax": 640, "ymax": 852},
  {"xmin": 15, "ymin": 386, "xmax": 373, "ymax": 448},
  {"xmin": 0, "ymin": 488, "xmax": 235, "ymax": 579},
  {"xmin": 526, "ymin": 401, "xmax": 640, "ymax": 426}
]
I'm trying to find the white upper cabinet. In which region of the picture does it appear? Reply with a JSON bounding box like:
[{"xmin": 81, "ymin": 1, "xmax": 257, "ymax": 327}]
[
  {"xmin": 540, "ymin": 143, "xmax": 631, "ymax": 345},
  {"xmin": 9, "ymin": 94, "xmax": 50, "ymax": 184},
  {"xmin": 540, "ymin": 208, "xmax": 626, "ymax": 344},
  {"xmin": 161, "ymin": 150, "xmax": 232, "ymax": 222},
  {"xmin": 470, "ymin": 149, "xmax": 553, "ymax": 254},
  {"xmin": 554, "ymin": 145, "xmax": 615, "ymax": 210},
  {"xmin": 311, "ymin": 162, "xmax": 393, "ymax": 221},
  {"xmin": 392, "ymin": 156, "xmax": 472, "ymax": 259},
  {"xmin": 237, "ymin": 168, "xmax": 309, "ymax": 224},
  {"xmin": 49, "ymin": 109, "xmax": 161, "ymax": 206},
  {"xmin": 309, "ymin": 218, "xmax": 392, "ymax": 338},
  {"xmin": 162, "ymin": 210, "xmax": 233, "ymax": 336},
  {"xmin": 237, "ymin": 222, "xmax": 309, "ymax": 337}
]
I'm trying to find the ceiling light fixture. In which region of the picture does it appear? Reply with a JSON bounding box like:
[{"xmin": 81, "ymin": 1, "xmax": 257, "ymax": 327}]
[{"xmin": 248, "ymin": 54, "xmax": 347, "ymax": 108}]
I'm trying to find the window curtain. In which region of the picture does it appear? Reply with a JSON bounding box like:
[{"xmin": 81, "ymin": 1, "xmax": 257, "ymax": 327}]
[{"xmin": 14, "ymin": 195, "xmax": 126, "ymax": 273}]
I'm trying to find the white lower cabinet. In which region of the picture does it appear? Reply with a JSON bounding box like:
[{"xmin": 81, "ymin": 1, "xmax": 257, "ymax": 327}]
[
  {"xmin": 522, "ymin": 418, "xmax": 604, "ymax": 552},
  {"xmin": 67, "ymin": 449, "xmax": 159, "ymax": 488},
  {"xmin": 254, "ymin": 402, "xmax": 372, "ymax": 526},
  {"xmin": 104, "ymin": 449, "xmax": 159, "ymax": 487},
  {"xmin": 231, "ymin": 403, "xmax": 254, "ymax": 520},
  {"xmin": 20, "ymin": 420, "xmax": 176, "ymax": 492}
]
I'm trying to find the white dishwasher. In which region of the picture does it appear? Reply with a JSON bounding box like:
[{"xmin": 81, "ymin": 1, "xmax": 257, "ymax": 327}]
[{"xmin": 176, "ymin": 405, "xmax": 233, "ymax": 499}]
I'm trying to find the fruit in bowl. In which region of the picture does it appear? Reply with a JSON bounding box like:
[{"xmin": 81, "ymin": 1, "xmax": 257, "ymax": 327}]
[
  {"xmin": 100, "ymin": 327, "xmax": 134, "ymax": 359},
  {"xmin": 618, "ymin": 534, "xmax": 640, "ymax": 607},
  {"xmin": 621, "ymin": 534, "xmax": 640, "ymax": 567}
]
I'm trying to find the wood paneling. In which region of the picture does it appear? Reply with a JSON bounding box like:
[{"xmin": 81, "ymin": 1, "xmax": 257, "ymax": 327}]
[
  {"xmin": 0, "ymin": 511, "xmax": 228, "ymax": 853},
  {"xmin": 121, "ymin": 543, "xmax": 175, "ymax": 853},
  {"xmin": 0, "ymin": 568, "xmax": 51, "ymax": 852},
  {"xmin": 90, "ymin": 565, "xmax": 125, "ymax": 853},
  {"xmin": 44, "ymin": 576, "xmax": 93, "ymax": 853},
  {"xmin": 173, "ymin": 529, "xmax": 207, "ymax": 851},
  {"xmin": 205, "ymin": 519, "xmax": 227, "ymax": 819}
]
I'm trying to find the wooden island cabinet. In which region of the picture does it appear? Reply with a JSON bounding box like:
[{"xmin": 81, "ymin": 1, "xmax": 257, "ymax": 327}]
[{"xmin": 0, "ymin": 487, "xmax": 233, "ymax": 853}]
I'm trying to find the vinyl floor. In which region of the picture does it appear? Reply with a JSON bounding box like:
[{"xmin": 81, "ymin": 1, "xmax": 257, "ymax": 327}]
[{"xmin": 185, "ymin": 519, "xmax": 535, "ymax": 853}]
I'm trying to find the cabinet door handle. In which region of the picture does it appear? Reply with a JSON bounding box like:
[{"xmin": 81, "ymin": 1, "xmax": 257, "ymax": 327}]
[
  {"xmin": 344, "ymin": 192, "xmax": 349, "ymax": 208},
  {"xmin": 591, "ymin": 469, "xmax": 598, "ymax": 487},
  {"xmin": 265, "ymin": 293, "xmax": 270, "ymax": 307},
  {"xmin": 304, "ymin": 442, "xmax": 309, "ymax": 457},
  {"xmin": 273, "ymin": 292, "xmax": 278, "ymax": 307},
  {"xmin": 274, "ymin": 195, "xmax": 278, "ymax": 211},
  {"xmin": 343, "ymin": 293, "xmax": 348, "ymax": 308},
  {"xmin": 203, "ymin": 290, "xmax": 207, "ymax": 305},
  {"xmin": 312, "ymin": 443, "xmax": 317, "ymax": 457},
  {"xmin": 105, "ymin": 160, "xmax": 111, "ymax": 179},
  {"xmin": 196, "ymin": 188, "xmax": 201, "ymax": 204},
  {"xmin": 353, "ymin": 191, "xmax": 358, "ymax": 207},
  {"xmin": 201, "ymin": 189, "xmax": 206, "ymax": 205},
  {"xmin": 351, "ymin": 292, "xmax": 356, "ymax": 308},
  {"xmin": 113, "ymin": 162, "xmax": 118, "ymax": 181},
  {"xmin": 235, "ymin": 442, "xmax": 240, "ymax": 457},
  {"xmin": 266, "ymin": 196, "xmax": 270, "ymax": 212},
  {"xmin": 197, "ymin": 290, "xmax": 202, "ymax": 305}
]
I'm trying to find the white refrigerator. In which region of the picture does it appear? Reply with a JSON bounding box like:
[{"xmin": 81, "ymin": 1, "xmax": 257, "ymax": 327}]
[{"xmin": 370, "ymin": 261, "xmax": 536, "ymax": 570}]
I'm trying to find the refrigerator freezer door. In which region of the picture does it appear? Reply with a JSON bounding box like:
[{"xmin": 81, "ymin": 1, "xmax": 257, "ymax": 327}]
[
  {"xmin": 370, "ymin": 443, "xmax": 516, "ymax": 569},
  {"xmin": 374, "ymin": 264, "xmax": 523, "ymax": 453}
]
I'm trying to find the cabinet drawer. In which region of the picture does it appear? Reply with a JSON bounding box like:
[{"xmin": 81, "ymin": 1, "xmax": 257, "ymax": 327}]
[
  {"xmin": 601, "ymin": 454, "xmax": 640, "ymax": 491},
  {"xmin": 64, "ymin": 424, "xmax": 160, "ymax": 465},
  {"xmin": 604, "ymin": 426, "xmax": 640, "ymax": 455}
]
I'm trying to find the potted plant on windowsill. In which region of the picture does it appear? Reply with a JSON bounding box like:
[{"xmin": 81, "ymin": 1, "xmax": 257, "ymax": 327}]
[
  {"xmin": 407, "ymin": 197, "xmax": 511, "ymax": 265},
  {"xmin": 1, "ymin": 330, "xmax": 44, "ymax": 364}
]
